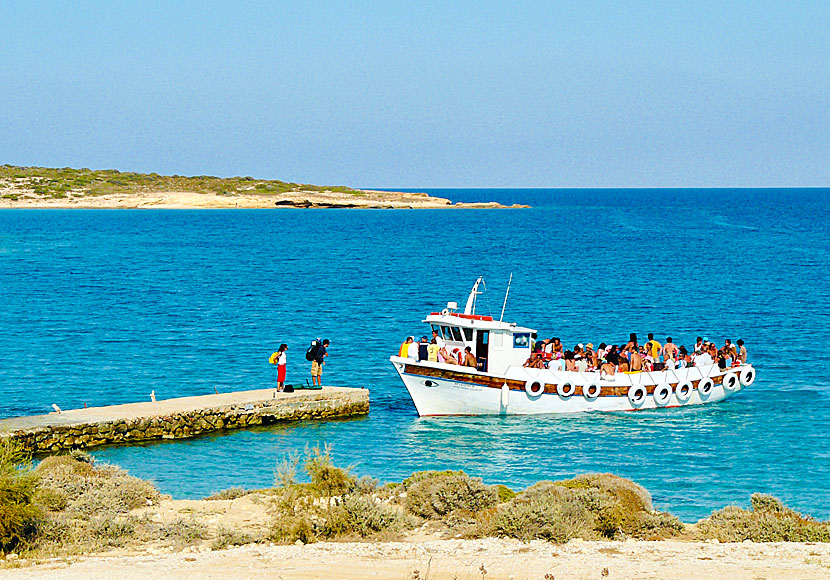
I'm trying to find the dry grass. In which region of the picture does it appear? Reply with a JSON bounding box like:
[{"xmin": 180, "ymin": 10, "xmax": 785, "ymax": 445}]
[
  {"xmin": 696, "ymin": 493, "xmax": 830, "ymax": 542},
  {"xmin": 473, "ymin": 474, "xmax": 683, "ymax": 543}
]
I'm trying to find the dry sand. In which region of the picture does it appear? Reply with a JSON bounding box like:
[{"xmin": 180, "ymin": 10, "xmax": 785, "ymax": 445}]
[
  {"xmin": 3, "ymin": 537, "xmax": 829, "ymax": 580},
  {"xmin": 1, "ymin": 495, "xmax": 828, "ymax": 579}
]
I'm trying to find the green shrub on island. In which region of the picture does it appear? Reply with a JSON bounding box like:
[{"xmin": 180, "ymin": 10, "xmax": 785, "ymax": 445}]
[
  {"xmin": 696, "ymin": 493, "xmax": 830, "ymax": 542},
  {"xmin": 0, "ymin": 164, "xmax": 361, "ymax": 199}
]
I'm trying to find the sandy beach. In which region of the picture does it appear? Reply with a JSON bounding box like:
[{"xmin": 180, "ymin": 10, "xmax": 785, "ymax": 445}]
[
  {"xmin": 2, "ymin": 492, "xmax": 829, "ymax": 579},
  {"xmin": 4, "ymin": 537, "xmax": 829, "ymax": 579}
]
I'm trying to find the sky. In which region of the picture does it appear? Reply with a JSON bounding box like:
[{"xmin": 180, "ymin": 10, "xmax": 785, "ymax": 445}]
[{"xmin": 1, "ymin": 1, "xmax": 828, "ymax": 188}]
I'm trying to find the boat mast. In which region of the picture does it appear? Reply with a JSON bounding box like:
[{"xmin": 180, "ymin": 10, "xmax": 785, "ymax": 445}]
[
  {"xmin": 499, "ymin": 273, "xmax": 513, "ymax": 322},
  {"xmin": 464, "ymin": 277, "xmax": 484, "ymax": 315}
]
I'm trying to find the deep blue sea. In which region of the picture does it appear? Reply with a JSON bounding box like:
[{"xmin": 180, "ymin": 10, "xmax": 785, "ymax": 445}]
[{"xmin": 1, "ymin": 188, "xmax": 829, "ymax": 522}]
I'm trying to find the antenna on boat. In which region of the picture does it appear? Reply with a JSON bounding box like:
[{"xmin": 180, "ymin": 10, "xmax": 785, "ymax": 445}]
[
  {"xmin": 500, "ymin": 273, "xmax": 513, "ymax": 322},
  {"xmin": 464, "ymin": 277, "xmax": 485, "ymax": 315}
]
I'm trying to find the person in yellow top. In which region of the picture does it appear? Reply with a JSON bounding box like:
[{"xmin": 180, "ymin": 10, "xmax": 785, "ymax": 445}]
[
  {"xmin": 399, "ymin": 336, "xmax": 414, "ymax": 357},
  {"xmin": 427, "ymin": 338, "xmax": 439, "ymax": 362},
  {"xmin": 646, "ymin": 333, "xmax": 662, "ymax": 361}
]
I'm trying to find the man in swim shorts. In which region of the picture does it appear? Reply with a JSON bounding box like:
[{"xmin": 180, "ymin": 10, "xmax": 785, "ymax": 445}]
[{"xmin": 311, "ymin": 339, "xmax": 329, "ymax": 386}]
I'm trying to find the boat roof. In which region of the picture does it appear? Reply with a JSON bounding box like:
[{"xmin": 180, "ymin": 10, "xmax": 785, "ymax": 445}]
[{"xmin": 424, "ymin": 311, "xmax": 536, "ymax": 334}]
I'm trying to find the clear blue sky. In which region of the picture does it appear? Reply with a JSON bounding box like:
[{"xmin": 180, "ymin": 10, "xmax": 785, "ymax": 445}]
[{"xmin": 1, "ymin": 1, "xmax": 828, "ymax": 187}]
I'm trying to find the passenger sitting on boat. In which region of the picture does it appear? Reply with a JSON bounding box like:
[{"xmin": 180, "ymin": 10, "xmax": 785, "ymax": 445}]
[
  {"xmin": 427, "ymin": 338, "xmax": 439, "ymax": 362},
  {"xmin": 523, "ymin": 352, "xmax": 545, "ymax": 369},
  {"xmin": 535, "ymin": 338, "xmax": 550, "ymax": 354},
  {"xmin": 463, "ymin": 346, "xmax": 477, "ymax": 368},
  {"xmin": 707, "ymin": 342, "xmax": 718, "ymax": 365},
  {"xmin": 564, "ymin": 350, "xmax": 576, "ymax": 371},
  {"xmin": 677, "ymin": 345, "xmax": 689, "ymax": 368},
  {"xmin": 601, "ymin": 345, "xmax": 620, "ymax": 376},
  {"xmin": 437, "ymin": 346, "xmax": 455, "ymax": 364},
  {"xmin": 552, "ymin": 337, "xmax": 563, "ymax": 356},
  {"xmin": 694, "ymin": 347, "xmax": 713, "ymax": 367},
  {"xmin": 664, "ymin": 353, "xmax": 677, "ymax": 370},
  {"xmin": 454, "ymin": 348, "xmax": 464, "ymax": 365},
  {"xmin": 596, "ymin": 342, "xmax": 607, "ymax": 361},
  {"xmin": 585, "ymin": 343, "xmax": 595, "ymax": 366},
  {"xmin": 630, "ymin": 348, "xmax": 644, "ymax": 371}
]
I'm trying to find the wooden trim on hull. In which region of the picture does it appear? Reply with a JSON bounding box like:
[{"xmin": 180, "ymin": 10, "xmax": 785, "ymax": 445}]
[{"xmin": 403, "ymin": 364, "xmax": 727, "ymax": 397}]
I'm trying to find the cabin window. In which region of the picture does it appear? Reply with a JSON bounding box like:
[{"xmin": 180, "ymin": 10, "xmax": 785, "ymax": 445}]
[
  {"xmin": 441, "ymin": 326, "xmax": 452, "ymax": 340},
  {"xmin": 450, "ymin": 327, "xmax": 463, "ymax": 341},
  {"xmin": 462, "ymin": 327, "xmax": 473, "ymax": 341},
  {"xmin": 513, "ymin": 333, "xmax": 530, "ymax": 348}
]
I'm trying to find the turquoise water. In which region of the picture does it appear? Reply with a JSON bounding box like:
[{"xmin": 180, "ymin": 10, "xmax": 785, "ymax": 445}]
[{"xmin": 1, "ymin": 188, "xmax": 828, "ymax": 522}]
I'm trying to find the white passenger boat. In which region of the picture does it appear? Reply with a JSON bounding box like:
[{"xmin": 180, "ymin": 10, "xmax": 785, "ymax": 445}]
[{"xmin": 390, "ymin": 278, "xmax": 756, "ymax": 416}]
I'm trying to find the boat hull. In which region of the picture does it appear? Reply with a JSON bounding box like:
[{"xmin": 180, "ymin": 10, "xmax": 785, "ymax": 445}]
[{"xmin": 390, "ymin": 356, "xmax": 753, "ymax": 416}]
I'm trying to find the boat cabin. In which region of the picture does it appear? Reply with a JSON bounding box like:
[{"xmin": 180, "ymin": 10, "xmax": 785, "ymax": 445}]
[{"xmin": 423, "ymin": 280, "xmax": 535, "ymax": 375}]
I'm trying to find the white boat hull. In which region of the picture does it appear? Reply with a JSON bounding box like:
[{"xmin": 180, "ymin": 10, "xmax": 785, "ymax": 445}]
[{"xmin": 390, "ymin": 356, "xmax": 754, "ymax": 416}]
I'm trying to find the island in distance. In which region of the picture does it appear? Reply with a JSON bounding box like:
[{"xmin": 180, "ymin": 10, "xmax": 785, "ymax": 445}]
[{"xmin": 0, "ymin": 165, "xmax": 529, "ymax": 209}]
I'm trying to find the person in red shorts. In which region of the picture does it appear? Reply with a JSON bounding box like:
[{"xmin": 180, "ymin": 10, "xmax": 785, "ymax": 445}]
[{"xmin": 269, "ymin": 343, "xmax": 288, "ymax": 391}]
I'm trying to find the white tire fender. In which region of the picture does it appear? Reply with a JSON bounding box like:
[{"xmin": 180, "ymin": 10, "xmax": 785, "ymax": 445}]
[
  {"xmin": 654, "ymin": 383, "xmax": 672, "ymax": 406},
  {"xmin": 698, "ymin": 377, "xmax": 714, "ymax": 397},
  {"xmin": 583, "ymin": 381, "xmax": 601, "ymax": 400},
  {"xmin": 557, "ymin": 382, "xmax": 576, "ymax": 398},
  {"xmin": 722, "ymin": 371, "xmax": 739, "ymax": 391},
  {"xmin": 627, "ymin": 384, "xmax": 647, "ymax": 406},
  {"xmin": 675, "ymin": 381, "xmax": 693, "ymax": 403},
  {"xmin": 525, "ymin": 380, "xmax": 544, "ymax": 397},
  {"xmin": 740, "ymin": 366, "xmax": 756, "ymax": 386}
]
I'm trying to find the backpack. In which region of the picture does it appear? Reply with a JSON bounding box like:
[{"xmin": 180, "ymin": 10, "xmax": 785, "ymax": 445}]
[
  {"xmin": 305, "ymin": 339, "xmax": 321, "ymax": 361},
  {"xmin": 269, "ymin": 351, "xmax": 281, "ymax": 365}
]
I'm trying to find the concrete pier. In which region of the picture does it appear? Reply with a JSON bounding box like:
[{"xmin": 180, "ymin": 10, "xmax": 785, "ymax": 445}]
[{"xmin": 0, "ymin": 386, "xmax": 369, "ymax": 453}]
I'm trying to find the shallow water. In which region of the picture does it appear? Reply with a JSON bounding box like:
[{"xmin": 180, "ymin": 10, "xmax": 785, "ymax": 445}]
[{"xmin": 1, "ymin": 188, "xmax": 828, "ymax": 522}]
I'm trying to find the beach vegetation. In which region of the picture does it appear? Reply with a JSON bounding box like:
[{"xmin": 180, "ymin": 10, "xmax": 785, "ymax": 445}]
[
  {"xmin": 0, "ymin": 440, "xmax": 40, "ymax": 552},
  {"xmin": 0, "ymin": 164, "xmax": 362, "ymax": 200},
  {"xmin": 472, "ymin": 474, "xmax": 683, "ymax": 543},
  {"xmin": 267, "ymin": 446, "xmax": 406, "ymax": 543},
  {"xmin": 402, "ymin": 470, "xmax": 499, "ymax": 520},
  {"xmin": 210, "ymin": 525, "xmax": 251, "ymax": 550},
  {"xmin": 696, "ymin": 493, "xmax": 830, "ymax": 542},
  {"xmin": 205, "ymin": 487, "xmax": 251, "ymax": 501}
]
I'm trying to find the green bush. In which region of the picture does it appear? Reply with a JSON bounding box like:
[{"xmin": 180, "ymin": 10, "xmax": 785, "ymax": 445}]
[
  {"xmin": 403, "ymin": 471, "xmax": 499, "ymax": 519},
  {"xmin": 35, "ymin": 454, "xmax": 162, "ymax": 516},
  {"xmin": 159, "ymin": 518, "xmax": 206, "ymax": 546},
  {"xmin": 305, "ymin": 445, "xmax": 355, "ymax": 498},
  {"xmin": 0, "ymin": 440, "xmax": 40, "ymax": 551},
  {"xmin": 697, "ymin": 494, "xmax": 830, "ymax": 542},
  {"xmin": 473, "ymin": 474, "xmax": 682, "ymax": 543},
  {"xmin": 205, "ymin": 487, "xmax": 250, "ymax": 501},
  {"xmin": 322, "ymin": 495, "xmax": 405, "ymax": 538}
]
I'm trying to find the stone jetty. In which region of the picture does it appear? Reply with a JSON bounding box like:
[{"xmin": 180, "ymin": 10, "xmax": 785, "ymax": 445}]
[{"xmin": 0, "ymin": 387, "xmax": 369, "ymax": 453}]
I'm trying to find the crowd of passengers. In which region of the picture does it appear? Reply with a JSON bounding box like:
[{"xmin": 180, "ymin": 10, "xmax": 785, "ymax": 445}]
[
  {"xmin": 523, "ymin": 333, "xmax": 748, "ymax": 376},
  {"xmin": 398, "ymin": 331, "xmax": 480, "ymax": 367}
]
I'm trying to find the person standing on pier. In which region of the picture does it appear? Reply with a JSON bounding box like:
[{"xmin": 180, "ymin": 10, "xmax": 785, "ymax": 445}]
[
  {"xmin": 311, "ymin": 339, "xmax": 329, "ymax": 387},
  {"xmin": 269, "ymin": 344, "xmax": 288, "ymax": 391}
]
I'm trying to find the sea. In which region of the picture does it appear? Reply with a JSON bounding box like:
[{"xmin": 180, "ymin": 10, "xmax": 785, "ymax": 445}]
[{"xmin": 1, "ymin": 188, "xmax": 828, "ymax": 523}]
